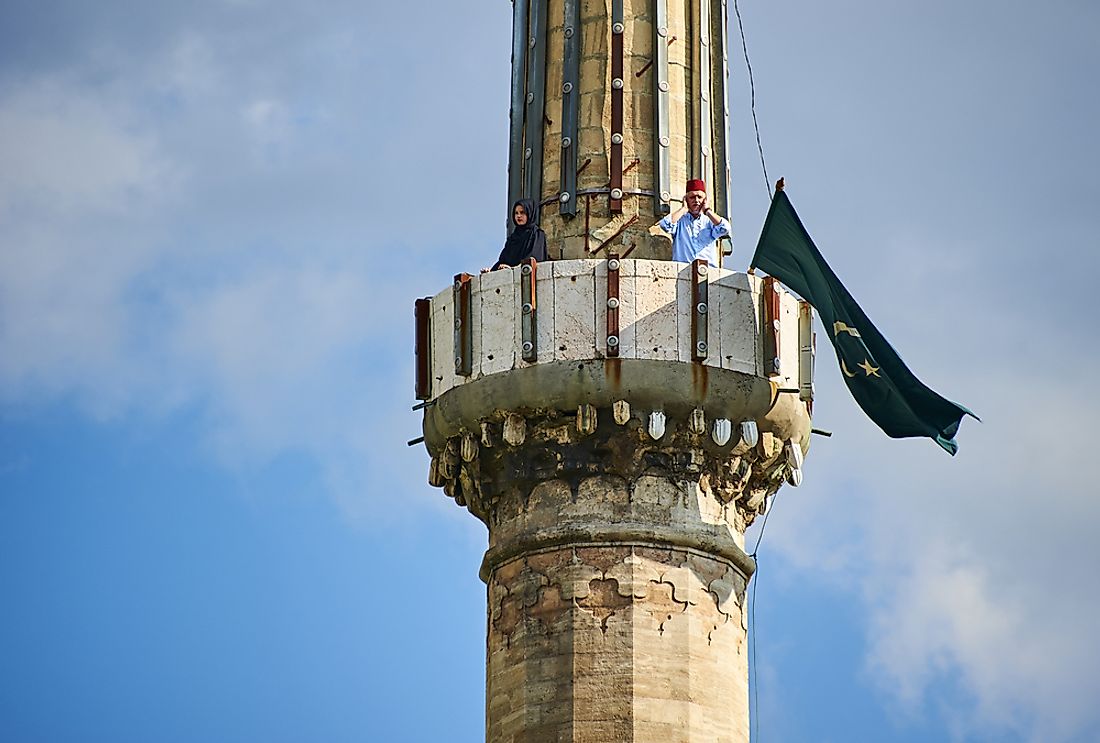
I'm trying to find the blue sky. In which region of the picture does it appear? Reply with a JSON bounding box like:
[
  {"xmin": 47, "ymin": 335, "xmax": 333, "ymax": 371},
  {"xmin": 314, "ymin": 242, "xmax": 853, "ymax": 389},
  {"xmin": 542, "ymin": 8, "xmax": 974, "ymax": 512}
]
[{"xmin": 1, "ymin": 1, "xmax": 1098, "ymax": 742}]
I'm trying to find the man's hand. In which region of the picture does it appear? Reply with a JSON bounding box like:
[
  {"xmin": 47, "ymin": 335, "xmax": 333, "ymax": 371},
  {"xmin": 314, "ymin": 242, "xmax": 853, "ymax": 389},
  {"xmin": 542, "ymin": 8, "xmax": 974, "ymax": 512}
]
[
  {"xmin": 702, "ymin": 198, "xmax": 722, "ymax": 226},
  {"xmin": 668, "ymin": 196, "xmax": 689, "ymax": 221}
]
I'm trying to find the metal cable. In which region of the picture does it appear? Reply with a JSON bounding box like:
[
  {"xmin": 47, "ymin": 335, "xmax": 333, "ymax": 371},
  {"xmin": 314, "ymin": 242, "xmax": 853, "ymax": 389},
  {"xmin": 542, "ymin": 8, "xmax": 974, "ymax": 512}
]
[
  {"xmin": 733, "ymin": 0, "xmax": 772, "ymax": 200},
  {"xmin": 748, "ymin": 490, "xmax": 781, "ymax": 743}
]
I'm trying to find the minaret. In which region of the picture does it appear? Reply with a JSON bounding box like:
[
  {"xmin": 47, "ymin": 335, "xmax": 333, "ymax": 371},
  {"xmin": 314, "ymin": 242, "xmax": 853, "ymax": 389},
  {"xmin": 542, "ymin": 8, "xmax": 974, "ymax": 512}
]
[
  {"xmin": 414, "ymin": 4, "xmax": 814, "ymax": 742},
  {"xmin": 506, "ymin": 0, "xmax": 734, "ymax": 260}
]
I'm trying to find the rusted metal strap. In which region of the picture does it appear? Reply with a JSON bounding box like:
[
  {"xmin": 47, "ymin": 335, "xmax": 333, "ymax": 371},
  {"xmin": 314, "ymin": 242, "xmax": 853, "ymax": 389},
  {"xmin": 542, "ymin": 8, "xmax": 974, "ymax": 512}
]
[
  {"xmin": 606, "ymin": 255, "xmax": 621, "ymax": 356},
  {"xmin": 507, "ymin": 0, "xmax": 530, "ymax": 223},
  {"xmin": 609, "ymin": 0, "xmax": 624, "ymax": 213},
  {"xmin": 652, "ymin": 0, "xmax": 671, "ymax": 214},
  {"xmin": 589, "ymin": 214, "xmax": 639, "ymax": 255},
  {"xmin": 798, "ymin": 300, "xmax": 815, "ymax": 410},
  {"xmin": 520, "ymin": 259, "xmax": 538, "ymax": 362},
  {"xmin": 691, "ymin": 259, "xmax": 709, "ymax": 361},
  {"xmin": 763, "ymin": 275, "xmax": 781, "ymax": 376},
  {"xmin": 560, "ymin": 0, "xmax": 580, "ymax": 217},
  {"xmin": 523, "ymin": 0, "xmax": 548, "ymax": 202},
  {"xmin": 453, "ymin": 273, "xmax": 474, "ymax": 377},
  {"xmin": 414, "ymin": 297, "xmax": 433, "ymax": 400}
]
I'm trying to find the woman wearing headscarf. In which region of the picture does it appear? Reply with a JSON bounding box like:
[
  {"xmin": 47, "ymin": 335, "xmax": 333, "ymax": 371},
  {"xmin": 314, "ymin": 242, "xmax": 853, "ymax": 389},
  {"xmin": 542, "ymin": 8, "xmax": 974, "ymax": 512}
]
[{"xmin": 484, "ymin": 198, "xmax": 549, "ymax": 272}]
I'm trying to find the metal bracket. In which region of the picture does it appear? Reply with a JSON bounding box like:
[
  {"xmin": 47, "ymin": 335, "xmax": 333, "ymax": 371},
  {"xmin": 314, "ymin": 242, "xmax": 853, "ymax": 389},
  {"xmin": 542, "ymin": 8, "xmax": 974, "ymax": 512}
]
[
  {"xmin": 414, "ymin": 297, "xmax": 433, "ymax": 400},
  {"xmin": 652, "ymin": 0, "xmax": 671, "ymax": 214},
  {"xmin": 691, "ymin": 259, "xmax": 709, "ymax": 361},
  {"xmin": 523, "ymin": 0, "xmax": 549, "ymax": 202},
  {"xmin": 520, "ymin": 258, "xmax": 538, "ymax": 362},
  {"xmin": 715, "ymin": 0, "xmax": 733, "ymax": 224},
  {"xmin": 610, "ymin": 0, "xmax": 625, "ymax": 214},
  {"xmin": 606, "ymin": 254, "xmax": 621, "ymax": 357},
  {"xmin": 762, "ymin": 275, "xmax": 781, "ymax": 377},
  {"xmin": 454, "ymin": 273, "xmax": 474, "ymax": 377},
  {"xmin": 506, "ymin": 0, "xmax": 530, "ymax": 221},
  {"xmin": 798, "ymin": 299, "xmax": 816, "ymax": 412},
  {"xmin": 560, "ymin": 0, "xmax": 580, "ymax": 217},
  {"xmin": 695, "ymin": 0, "xmax": 713, "ymax": 185}
]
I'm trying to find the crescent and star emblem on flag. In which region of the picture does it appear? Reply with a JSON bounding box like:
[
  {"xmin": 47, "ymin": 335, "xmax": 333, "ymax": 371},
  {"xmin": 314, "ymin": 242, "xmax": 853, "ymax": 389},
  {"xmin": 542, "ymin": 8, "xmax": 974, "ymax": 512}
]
[
  {"xmin": 840, "ymin": 358, "xmax": 881, "ymax": 378},
  {"xmin": 835, "ymin": 322, "xmax": 881, "ymax": 378},
  {"xmin": 857, "ymin": 359, "xmax": 881, "ymax": 377}
]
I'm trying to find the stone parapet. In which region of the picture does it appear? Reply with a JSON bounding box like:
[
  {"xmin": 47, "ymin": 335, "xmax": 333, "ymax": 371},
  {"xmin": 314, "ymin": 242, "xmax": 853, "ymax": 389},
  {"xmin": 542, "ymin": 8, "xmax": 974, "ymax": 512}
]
[{"xmin": 420, "ymin": 259, "xmax": 807, "ymax": 405}]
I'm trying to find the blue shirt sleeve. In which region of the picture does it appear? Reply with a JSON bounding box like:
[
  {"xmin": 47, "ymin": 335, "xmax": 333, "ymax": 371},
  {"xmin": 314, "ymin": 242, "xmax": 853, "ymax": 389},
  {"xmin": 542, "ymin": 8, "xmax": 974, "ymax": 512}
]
[
  {"xmin": 704, "ymin": 218, "xmax": 730, "ymax": 243},
  {"xmin": 658, "ymin": 215, "xmax": 676, "ymax": 234}
]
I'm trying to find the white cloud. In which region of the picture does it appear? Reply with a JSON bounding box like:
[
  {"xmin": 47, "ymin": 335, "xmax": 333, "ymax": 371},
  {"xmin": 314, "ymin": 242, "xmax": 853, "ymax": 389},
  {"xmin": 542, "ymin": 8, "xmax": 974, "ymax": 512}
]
[
  {"xmin": 0, "ymin": 80, "xmax": 171, "ymax": 216},
  {"xmin": 761, "ymin": 359, "xmax": 1100, "ymax": 741},
  {"xmin": 866, "ymin": 545, "xmax": 1099, "ymax": 743},
  {"xmin": 0, "ymin": 66, "xmax": 444, "ymax": 522},
  {"xmin": 0, "ymin": 78, "xmax": 176, "ymax": 413}
]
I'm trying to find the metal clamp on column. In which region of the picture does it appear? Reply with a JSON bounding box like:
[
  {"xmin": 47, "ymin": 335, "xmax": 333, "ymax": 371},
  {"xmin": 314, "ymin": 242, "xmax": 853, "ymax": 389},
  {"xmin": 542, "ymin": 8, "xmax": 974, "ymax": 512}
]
[
  {"xmin": 691, "ymin": 259, "xmax": 709, "ymax": 361},
  {"xmin": 609, "ymin": 0, "xmax": 624, "ymax": 213},
  {"xmin": 715, "ymin": 0, "xmax": 733, "ymax": 228},
  {"xmin": 415, "ymin": 297, "xmax": 433, "ymax": 400},
  {"xmin": 454, "ymin": 273, "xmax": 474, "ymax": 377},
  {"xmin": 520, "ymin": 258, "xmax": 538, "ymax": 362},
  {"xmin": 798, "ymin": 300, "xmax": 816, "ymax": 410},
  {"xmin": 652, "ymin": 0, "xmax": 671, "ymax": 214},
  {"xmin": 696, "ymin": 0, "xmax": 713, "ymax": 183},
  {"xmin": 560, "ymin": 0, "xmax": 580, "ymax": 217},
  {"xmin": 606, "ymin": 255, "xmax": 621, "ymax": 357},
  {"xmin": 507, "ymin": 0, "xmax": 530, "ymax": 218},
  {"xmin": 523, "ymin": 0, "xmax": 549, "ymax": 202},
  {"xmin": 762, "ymin": 275, "xmax": 781, "ymax": 377}
]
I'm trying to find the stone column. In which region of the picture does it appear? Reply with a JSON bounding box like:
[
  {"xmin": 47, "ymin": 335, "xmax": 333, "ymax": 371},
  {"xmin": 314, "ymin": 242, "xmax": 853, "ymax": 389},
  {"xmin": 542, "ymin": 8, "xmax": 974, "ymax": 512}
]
[
  {"xmin": 474, "ymin": 409, "xmax": 771, "ymax": 742},
  {"xmin": 429, "ymin": 401, "xmax": 795, "ymax": 742}
]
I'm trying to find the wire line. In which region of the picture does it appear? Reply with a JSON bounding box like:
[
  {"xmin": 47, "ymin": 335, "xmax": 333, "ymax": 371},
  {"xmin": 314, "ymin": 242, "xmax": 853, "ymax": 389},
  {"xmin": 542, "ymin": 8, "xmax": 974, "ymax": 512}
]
[
  {"xmin": 749, "ymin": 490, "xmax": 781, "ymax": 743},
  {"xmin": 733, "ymin": 0, "xmax": 772, "ymax": 200}
]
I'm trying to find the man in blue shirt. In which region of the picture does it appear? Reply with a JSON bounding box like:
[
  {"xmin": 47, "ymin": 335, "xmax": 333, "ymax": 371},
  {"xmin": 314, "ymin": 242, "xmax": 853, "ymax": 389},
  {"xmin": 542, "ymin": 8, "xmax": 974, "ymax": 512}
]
[{"xmin": 656, "ymin": 178, "xmax": 731, "ymax": 267}]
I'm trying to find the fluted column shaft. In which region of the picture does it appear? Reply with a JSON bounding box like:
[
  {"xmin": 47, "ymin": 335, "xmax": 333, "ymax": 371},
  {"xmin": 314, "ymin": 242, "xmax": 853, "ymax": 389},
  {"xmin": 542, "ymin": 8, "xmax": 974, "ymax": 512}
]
[{"xmin": 507, "ymin": 0, "xmax": 733, "ymax": 261}]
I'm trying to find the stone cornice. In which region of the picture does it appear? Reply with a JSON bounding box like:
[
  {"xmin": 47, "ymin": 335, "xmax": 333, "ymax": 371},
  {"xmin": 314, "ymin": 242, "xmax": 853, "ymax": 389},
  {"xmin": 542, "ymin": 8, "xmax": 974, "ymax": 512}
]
[{"xmin": 479, "ymin": 529, "xmax": 756, "ymax": 585}]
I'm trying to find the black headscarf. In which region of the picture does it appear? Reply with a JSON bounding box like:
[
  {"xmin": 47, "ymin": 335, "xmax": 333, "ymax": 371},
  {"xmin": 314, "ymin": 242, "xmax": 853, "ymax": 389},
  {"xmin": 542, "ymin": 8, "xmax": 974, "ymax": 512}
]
[{"xmin": 495, "ymin": 198, "xmax": 549, "ymax": 269}]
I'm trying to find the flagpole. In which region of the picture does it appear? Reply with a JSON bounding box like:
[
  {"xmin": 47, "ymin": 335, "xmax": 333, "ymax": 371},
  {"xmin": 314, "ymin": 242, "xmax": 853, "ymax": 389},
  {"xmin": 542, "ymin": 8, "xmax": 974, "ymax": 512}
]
[{"xmin": 748, "ymin": 177, "xmax": 786, "ymax": 275}]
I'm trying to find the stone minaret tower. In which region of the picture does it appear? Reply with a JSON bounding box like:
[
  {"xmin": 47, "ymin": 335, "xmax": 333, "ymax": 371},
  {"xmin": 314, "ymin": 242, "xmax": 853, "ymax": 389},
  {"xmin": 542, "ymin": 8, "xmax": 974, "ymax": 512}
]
[
  {"xmin": 506, "ymin": 0, "xmax": 734, "ymax": 261},
  {"xmin": 414, "ymin": 3, "xmax": 815, "ymax": 742}
]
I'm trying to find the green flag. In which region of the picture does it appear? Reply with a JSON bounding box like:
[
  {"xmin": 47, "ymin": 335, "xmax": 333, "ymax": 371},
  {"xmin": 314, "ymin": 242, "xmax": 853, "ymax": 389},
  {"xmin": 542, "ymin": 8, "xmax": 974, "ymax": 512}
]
[{"xmin": 750, "ymin": 189, "xmax": 976, "ymax": 454}]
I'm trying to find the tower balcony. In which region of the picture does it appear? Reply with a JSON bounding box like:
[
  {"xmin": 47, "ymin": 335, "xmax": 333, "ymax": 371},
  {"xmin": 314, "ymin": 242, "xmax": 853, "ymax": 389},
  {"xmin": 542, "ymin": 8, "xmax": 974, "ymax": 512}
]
[{"xmin": 415, "ymin": 257, "xmax": 813, "ymax": 532}]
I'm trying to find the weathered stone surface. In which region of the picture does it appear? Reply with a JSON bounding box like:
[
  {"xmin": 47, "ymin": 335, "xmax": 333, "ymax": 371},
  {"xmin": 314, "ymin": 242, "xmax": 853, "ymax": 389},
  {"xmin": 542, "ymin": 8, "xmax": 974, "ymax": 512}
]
[
  {"xmin": 487, "ymin": 541, "xmax": 749, "ymax": 743},
  {"xmin": 441, "ymin": 401, "xmax": 788, "ymax": 743},
  {"xmin": 420, "ymin": 262, "xmax": 810, "ymax": 430},
  {"xmin": 432, "ymin": 406, "xmax": 796, "ymax": 538}
]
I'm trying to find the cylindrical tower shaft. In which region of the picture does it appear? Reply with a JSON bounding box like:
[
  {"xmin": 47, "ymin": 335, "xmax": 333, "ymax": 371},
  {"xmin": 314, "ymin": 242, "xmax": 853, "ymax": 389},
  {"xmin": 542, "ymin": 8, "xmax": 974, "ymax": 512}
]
[
  {"xmin": 505, "ymin": 0, "xmax": 733, "ymax": 260},
  {"xmin": 481, "ymin": 421, "xmax": 757, "ymax": 743}
]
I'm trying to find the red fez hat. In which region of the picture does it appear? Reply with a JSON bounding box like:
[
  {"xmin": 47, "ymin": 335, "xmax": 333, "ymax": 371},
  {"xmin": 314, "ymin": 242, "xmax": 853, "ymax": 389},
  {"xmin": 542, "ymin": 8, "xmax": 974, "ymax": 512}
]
[{"xmin": 686, "ymin": 178, "xmax": 706, "ymax": 192}]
